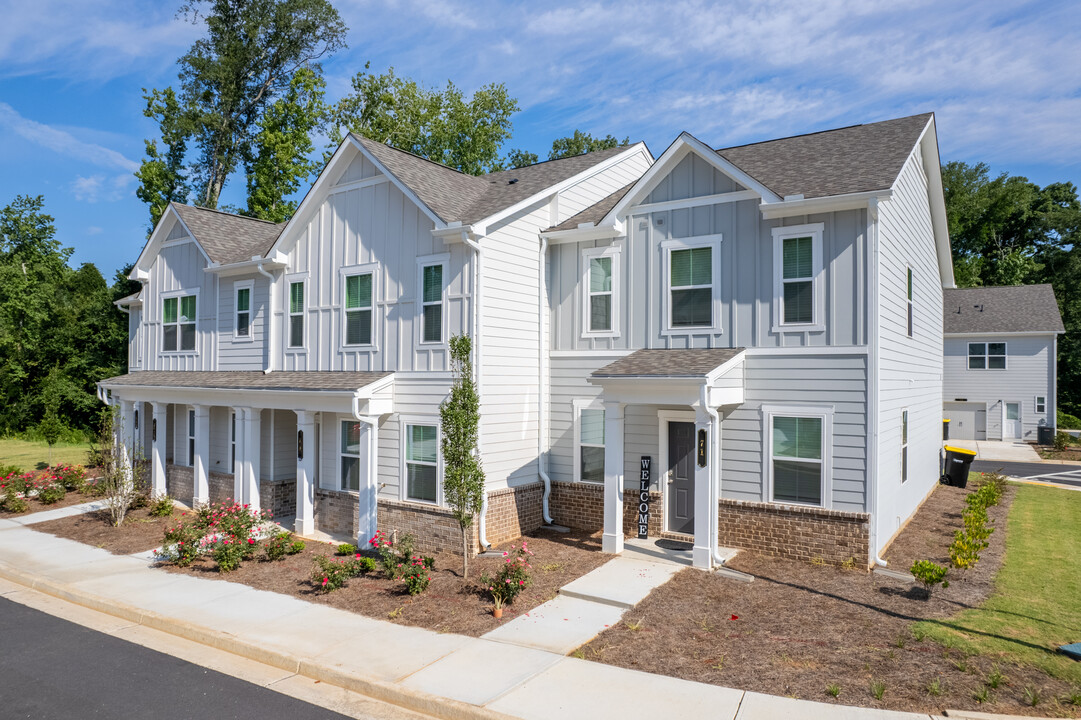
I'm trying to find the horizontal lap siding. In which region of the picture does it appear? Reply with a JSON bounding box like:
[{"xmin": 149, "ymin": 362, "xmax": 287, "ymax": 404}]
[
  {"xmin": 875, "ymin": 143, "xmax": 944, "ymax": 549},
  {"xmin": 555, "ymin": 151, "xmax": 651, "ymax": 221},
  {"xmin": 548, "ymin": 356, "xmax": 611, "ymax": 482}
]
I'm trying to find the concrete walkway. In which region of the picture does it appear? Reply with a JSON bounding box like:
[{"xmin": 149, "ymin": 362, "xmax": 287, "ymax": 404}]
[
  {"xmin": 946, "ymin": 439, "xmax": 1042, "ymax": 463},
  {"xmin": 0, "ymin": 515, "xmax": 964, "ymax": 720}
]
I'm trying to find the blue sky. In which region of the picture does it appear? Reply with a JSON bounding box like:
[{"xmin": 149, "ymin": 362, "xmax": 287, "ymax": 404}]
[{"xmin": 1, "ymin": 0, "xmax": 1079, "ymax": 279}]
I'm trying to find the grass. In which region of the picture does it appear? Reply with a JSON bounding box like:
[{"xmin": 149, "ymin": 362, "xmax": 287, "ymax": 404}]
[
  {"xmin": 914, "ymin": 484, "xmax": 1081, "ymax": 685},
  {"xmin": 0, "ymin": 437, "xmax": 89, "ymax": 472}
]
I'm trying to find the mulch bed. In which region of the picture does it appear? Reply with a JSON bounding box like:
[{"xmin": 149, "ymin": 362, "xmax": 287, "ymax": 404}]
[
  {"xmin": 158, "ymin": 529, "xmax": 609, "ymax": 637},
  {"xmin": 580, "ymin": 483, "xmax": 1080, "ymax": 717},
  {"xmin": 32, "ymin": 505, "xmax": 176, "ymax": 555},
  {"xmin": 0, "ymin": 490, "xmax": 95, "ymax": 519},
  {"xmin": 1035, "ymin": 444, "xmax": 1081, "ymax": 462}
]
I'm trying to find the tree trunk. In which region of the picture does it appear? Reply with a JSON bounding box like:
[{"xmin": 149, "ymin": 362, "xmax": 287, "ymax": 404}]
[{"xmin": 461, "ymin": 524, "xmax": 469, "ymax": 578}]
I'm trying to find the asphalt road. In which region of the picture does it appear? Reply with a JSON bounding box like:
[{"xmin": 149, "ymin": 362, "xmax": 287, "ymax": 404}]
[
  {"xmin": 0, "ymin": 596, "xmax": 354, "ymax": 720},
  {"xmin": 972, "ymin": 459, "xmax": 1081, "ymax": 487}
]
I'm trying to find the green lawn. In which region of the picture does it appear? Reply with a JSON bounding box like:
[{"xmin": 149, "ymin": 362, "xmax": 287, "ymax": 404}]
[
  {"xmin": 915, "ymin": 484, "xmax": 1081, "ymax": 685},
  {"xmin": 0, "ymin": 437, "xmax": 90, "ymax": 472}
]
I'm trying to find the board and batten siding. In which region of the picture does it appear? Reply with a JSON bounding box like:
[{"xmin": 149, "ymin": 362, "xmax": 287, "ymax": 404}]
[
  {"xmin": 943, "ymin": 335, "xmax": 1055, "ymax": 440},
  {"xmin": 874, "ymin": 142, "xmax": 945, "ymax": 550},
  {"xmin": 128, "ymin": 308, "xmax": 143, "ymax": 371},
  {"xmin": 217, "ymin": 274, "xmax": 269, "ymax": 370},
  {"xmin": 549, "ymin": 151, "xmax": 868, "ymax": 353},
  {"xmin": 275, "ymin": 151, "xmax": 470, "ymax": 374}
]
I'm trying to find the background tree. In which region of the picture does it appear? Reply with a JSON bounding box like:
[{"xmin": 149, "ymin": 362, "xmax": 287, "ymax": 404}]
[
  {"xmin": 135, "ymin": 88, "xmax": 193, "ymax": 230},
  {"xmin": 38, "ymin": 367, "xmax": 64, "ymax": 466},
  {"xmin": 439, "ymin": 334, "xmax": 485, "ymax": 577},
  {"xmin": 506, "ymin": 129, "xmax": 629, "ymax": 168},
  {"xmin": 325, "ymin": 64, "xmax": 518, "ymax": 175}
]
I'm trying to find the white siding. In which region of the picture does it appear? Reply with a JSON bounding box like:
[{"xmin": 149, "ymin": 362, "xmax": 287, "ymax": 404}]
[{"xmin": 555, "ymin": 150, "xmax": 652, "ymax": 222}]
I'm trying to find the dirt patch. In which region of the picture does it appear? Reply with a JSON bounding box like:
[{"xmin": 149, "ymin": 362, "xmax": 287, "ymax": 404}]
[
  {"xmin": 580, "ymin": 483, "xmax": 1080, "ymax": 717},
  {"xmin": 156, "ymin": 528, "xmax": 608, "ymax": 637},
  {"xmin": 33, "ymin": 506, "xmax": 175, "ymax": 555},
  {"xmin": 1035, "ymin": 444, "xmax": 1081, "ymax": 462}
]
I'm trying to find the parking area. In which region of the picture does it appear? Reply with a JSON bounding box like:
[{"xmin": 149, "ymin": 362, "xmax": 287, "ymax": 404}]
[{"xmin": 971, "ymin": 459, "xmax": 1081, "ymax": 489}]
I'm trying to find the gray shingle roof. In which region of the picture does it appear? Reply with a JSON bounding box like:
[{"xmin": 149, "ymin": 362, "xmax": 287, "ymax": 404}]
[
  {"xmin": 99, "ymin": 371, "xmax": 391, "ymax": 392},
  {"xmin": 716, "ymin": 113, "xmax": 932, "ymax": 200},
  {"xmin": 943, "ymin": 285, "xmax": 1064, "ymax": 334},
  {"xmin": 592, "ymin": 349, "xmax": 745, "ymax": 378},
  {"xmin": 549, "ymin": 182, "xmax": 636, "ymax": 232},
  {"xmin": 352, "ymin": 134, "xmax": 636, "ymax": 225},
  {"xmin": 171, "ymin": 203, "xmax": 285, "ymax": 266}
]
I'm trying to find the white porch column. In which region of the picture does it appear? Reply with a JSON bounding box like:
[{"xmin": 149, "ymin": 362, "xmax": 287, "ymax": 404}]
[
  {"xmin": 118, "ymin": 399, "xmax": 135, "ymax": 482},
  {"xmin": 295, "ymin": 410, "xmax": 315, "ymax": 536},
  {"xmin": 692, "ymin": 407, "xmax": 715, "ymax": 570},
  {"xmin": 232, "ymin": 407, "xmax": 247, "ymax": 502},
  {"xmin": 193, "ymin": 405, "xmax": 210, "ymax": 506},
  {"xmin": 356, "ymin": 416, "xmax": 379, "ymax": 547},
  {"xmin": 243, "ymin": 408, "xmax": 261, "ymax": 511},
  {"xmin": 151, "ymin": 402, "xmax": 167, "ymax": 498},
  {"xmin": 602, "ymin": 401, "xmax": 625, "ymax": 555}
]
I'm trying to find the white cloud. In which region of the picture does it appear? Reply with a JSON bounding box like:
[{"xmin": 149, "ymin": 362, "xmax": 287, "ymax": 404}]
[
  {"xmin": 86, "ymin": 226, "xmax": 103, "ymax": 235},
  {"xmin": 0, "ymin": 103, "xmax": 139, "ymax": 173},
  {"xmin": 71, "ymin": 173, "xmax": 134, "ymax": 203}
]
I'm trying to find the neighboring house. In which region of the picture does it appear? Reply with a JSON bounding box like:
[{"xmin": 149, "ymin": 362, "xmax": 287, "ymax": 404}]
[
  {"xmin": 942, "ymin": 284, "xmax": 1063, "ymax": 442},
  {"xmin": 100, "ymin": 112, "xmax": 954, "ymax": 570}
]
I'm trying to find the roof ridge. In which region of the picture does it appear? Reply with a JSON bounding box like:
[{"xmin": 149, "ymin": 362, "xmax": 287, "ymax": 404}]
[
  {"xmin": 171, "ymin": 202, "xmax": 281, "ymax": 226},
  {"xmin": 714, "ymin": 112, "xmax": 933, "ymax": 153},
  {"xmin": 349, "ymin": 133, "xmax": 487, "ymax": 184},
  {"xmin": 946, "ymin": 283, "xmax": 1053, "ymax": 291}
]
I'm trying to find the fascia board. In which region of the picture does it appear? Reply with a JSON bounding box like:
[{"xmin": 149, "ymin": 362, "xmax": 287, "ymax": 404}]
[
  {"xmin": 944, "ymin": 331, "xmax": 1064, "ymax": 337},
  {"xmin": 917, "ymin": 117, "xmax": 956, "ymax": 289},
  {"xmin": 759, "ymin": 190, "xmax": 892, "ymax": 219},
  {"xmin": 97, "ymin": 384, "xmax": 360, "ymax": 413},
  {"xmin": 540, "ymin": 224, "xmax": 624, "ymax": 243},
  {"xmin": 131, "ymin": 205, "xmax": 213, "ymax": 279}
]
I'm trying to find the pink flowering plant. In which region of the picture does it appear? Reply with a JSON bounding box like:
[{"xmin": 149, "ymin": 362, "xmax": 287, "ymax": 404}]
[
  {"xmin": 480, "ymin": 540, "xmax": 534, "ymax": 609},
  {"xmin": 401, "ymin": 556, "xmax": 431, "ymax": 595},
  {"xmin": 371, "ymin": 530, "xmax": 423, "ymax": 580},
  {"xmin": 159, "ymin": 499, "xmax": 274, "ymax": 569},
  {"xmin": 310, "ymin": 551, "xmax": 375, "ymax": 593}
]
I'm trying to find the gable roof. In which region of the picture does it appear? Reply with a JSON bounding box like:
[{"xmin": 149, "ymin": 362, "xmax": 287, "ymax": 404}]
[
  {"xmin": 943, "ymin": 284, "xmax": 1064, "ymax": 334},
  {"xmin": 592, "ymin": 348, "xmax": 745, "ymax": 378},
  {"xmin": 170, "ymin": 203, "xmax": 285, "ymax": 265},
  {"xmin": 716, "ymin": 113, "xmax": 932, "ymax": 200}
]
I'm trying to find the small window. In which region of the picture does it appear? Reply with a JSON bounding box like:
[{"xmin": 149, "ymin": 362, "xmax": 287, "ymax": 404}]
[
  {"xmin": 670, "ymin": 246, "xmax": 712, "ymax": 328},
  {"xmin": 405, "ymin": 424, "xmax": 438, "ymax": 502},
  {"xmin": 771, "ymin": 416, "xmax": 823, "ymax": 505},
  {"xmin": 230, "ymin": 411, "xmax": 237, "ymax": 474},
  {"xmin": 781, "ymin": 236, "xmax": 814, "ymax": 324},
  {"xmin": 589, "ymin": 256, "xmax": 613, "ymax": 332},
  {"xmin": 341, "ymin": 420, "xmax": 362, "ymax": 492},
  {"xmin": 344, "ymin": 273, "xmax": 373, "ymax": 346},
  {"xmin": 906, "ymin": 268, "xmax": 913, "ymax": 337},
  {"xmin": 187, "ymin": 409, "xmax": 196, "ymax": 467},
  {"xmin": 968, "ymin": 342, "xmax": 1006, "ymax": 370},
  {"xmin": 163, "ymin": 295, "xmax": 196, "ymax": 352},
  {"xmin": 235, "ymin": 286, "xmax": 251, "ymax": 338},
  {"xmin": 579, "ymin": 407, "xmax": 605, "ymax": 483},
  {"xmin": 1036, "ymin": 396, "xmax": 1047, "ymax": 414},
  {"xmin": 421, "ymin": 264, "xmax": 443, "ymax": 344},
  {"xmin": 901, "ymin": 410, "xmax": 909, "ymax": 484},
  {"xmin": 288, "ymin": 281, "xmax": 305, "ymax": 348}
]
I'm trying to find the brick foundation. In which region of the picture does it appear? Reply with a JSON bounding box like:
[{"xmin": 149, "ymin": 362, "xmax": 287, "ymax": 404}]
[
  {"xmin": 717, "ymin": 498, "xmax": 869, "ymax": 566},
  {"xmin": 208, "ymin": 471, "xmax": 235, "ymax": 504},
  {"xmin": 548, "ymin": 480, "xmax": 605, "ymax": 531},
  {"xmin": 314, "ymin": 489, "xmax": 359, "ymax": 539},
  {"xmin": 263, "ymin": 478, "xmax": 296, "ymax": 520},
  {"xmin": 485, "ymin": 482, "xmax": 545, "ymax": 547},
  {"xmin": 166, "ymin": 464, "xmax": 193, "ymax": 504},
  {"xmin": 623, "ymin": 490, "xmax": 664, "ymax": 538},
  {"xmin": 379, "ymin": 498, "xmax": 478, "ymax": 556}
]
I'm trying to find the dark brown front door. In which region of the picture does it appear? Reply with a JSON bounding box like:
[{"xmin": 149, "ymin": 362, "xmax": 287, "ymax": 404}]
[{"xmin": 667, "ymin": 421, "xmax": 695, "ymax": 534}]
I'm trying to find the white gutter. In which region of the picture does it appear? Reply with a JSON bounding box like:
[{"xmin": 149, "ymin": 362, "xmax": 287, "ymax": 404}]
[
  {"xmin": 460, "ymin": 231, "xmax": 491, "ymax": 549},
  {"xmin": 699, "ymin": 383, "xmax": 726, "ymax": 567},
  {"xmin": 538, "ymin": 236, "xmax": 554, "ymax": 524},
  {"xmin": 867, "ymin": 198, "xmax": 887, "ymax": 568},
  {"xmin": 255, "ymin": 261, "xmax": 277, "ymax": 374}
]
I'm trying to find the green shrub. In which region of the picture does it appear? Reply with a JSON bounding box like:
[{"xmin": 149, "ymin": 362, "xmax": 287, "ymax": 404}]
[
  {"xmin": 1057, "ymin": 409, "xmax": 1081, "ymax": 430},
  {"xmin": 1054, "ymin": 431, "xmax": 1071, "ymax": 451},
  {"xmin": 353, "ymin": 555, "xmax": 376, "ymax": 574},
  {"xmin": 1, "ymin": 488, "xmax": 28, "ymax": 514},
  {"xmin": 264, "ymin": 531, "xmax": 304, "ymax": 561},
  {"xmin": 37, "ymin": 482, "xmax": 66, "ymax": 505},
  {"xmin": 311, "ymin": 554, "xmax": 353, "ymax": 592},
  {"xmin": 481, "ymin": 540, "xmax": 534, "ymax": 607},
  {"xmin": 0, "ymin": 464, "xmax": 22, "ymax": 477},
  {"xmin": 211, "ymin": 534, "xmax": 257, "ymax": 572},
  {"xmin": 370, "ymin": 530, "xmax": 418, "ymax": 580},
  {"xmin": 160, "ymin": 521, "xmax": 204, "ymax": 567},
  {"xmin": 910, "ymin": 559, "xmax": 949, "ymax": 592},
  {"xmin": 401, "ymin": 556, "xmax": 431, "ymax": 595},
  {"xmin": 335, "ymin": 543, "xmax": 356, "ymax": 556},
  {"xmin": 148, "ymin": 495, "xmax": 174, "ymax": 518}
]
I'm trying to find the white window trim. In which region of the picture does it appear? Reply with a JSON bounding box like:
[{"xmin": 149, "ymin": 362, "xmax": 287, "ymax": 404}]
[
  {"xmin": 233, "ymin": 280, "xmax": 254, "ymax": 342},
  {"xmin": 660, "ymin": 234, "xmax": 723, "ymax": 336},
  {"xmin": 285, "ymin": 273, "xmax": 307, "ymax": 353},
  {"xmin": 657, "ymin": 409, "xmax": 696, "ymax": 533},
  {"xmin": 340, "ymin": 262, "xmax": 380, "ymax": 351},
  {"xmin": 573, "ymin": 398, "xmax": 606, "ymax": 483},
  {"xmin": 760, "ymin": 403, "xmax": 834, "ymax": 509},
  {"xmin": 338, "ymin": 417, "xmax": 363, "ymax": 494},
  {"xmin": 901, "ymin": 408, "xmax": 909, "ymax": 484},
  {"xmin": 160, "ymin": 288, "xmax": 199, "ymax": 355},
  {"xmin": 771, "ymin": 223, "xmax": 825, "ymax": 334},
  {"xmin": 967, "ymin": 341, "xmax": 1008, "ymax": 370},
  {"xmin": 399, "ymin": 415, "xmax": 443, "ymax": 505},
  {"xmin": 416, "ymin": 253, "xmax": 450, "ymax": 347},
  {"xmin": 580, "ymin": 244, "xmax": 621, "ymax": 339},
  {"xmin": 1035, "ymin": 395, "xmax": 1047, "ymax": 414}
]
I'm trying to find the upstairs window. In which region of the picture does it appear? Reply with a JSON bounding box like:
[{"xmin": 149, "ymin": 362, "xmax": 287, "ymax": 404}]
[
  {"xmin": 781, "ymin": 236, "xmax": 814, "ymax": 324},
  {"xmin": 906, "ymin": 268, "xmax": 914, "ymax": 337},
  {"xmin": 163, "ymin": 295, "xmax": 196, "ymax": 352},
  {"xmin": 582, "ymin": 246, "xmax": 620, "ymax": 337},
  {"xmin": 344, "ymin": 273, "xmax": 374, "ymax": 346},
  {"xmin": 421, "ymin": 263, "xmax": 443, "ymax": 344},
  {"xmin": 288, "ymin": 281, "xmax": 305, "ymax": 348},
  {"xmin": 968, "ymin": 342, "xmax": 1006, "ymax": 370},
  {"xmin": 669, "ymin": 246, "xmax": 713, "ymax": 328},
  {"xmin": 235, "ymin": 284, "xmax": 251, "ymax": 339}
]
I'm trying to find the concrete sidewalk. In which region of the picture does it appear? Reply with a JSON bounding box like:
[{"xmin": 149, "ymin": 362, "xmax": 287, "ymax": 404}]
[
  {"xmin": 946, "ymin": 440, "xmax": 1042, "ymax": 463},
  {"xmin": 0, "ymin": 517, "xmax": 958, "ymax": 720}
]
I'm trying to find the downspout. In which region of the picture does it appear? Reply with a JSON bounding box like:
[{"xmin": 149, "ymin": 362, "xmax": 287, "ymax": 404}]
[
  {"xmin": 256, "ymin": 262, "xmax": 276, "ymax": 374},
  {"xmin": 700, "ymin": 384, "xmax": 726, "ymax": 567},
  {"xmin": 461, "ymin": 233, "xmax": 491, "ymax": 549},
  {"xmin": 867, "ymin": 199, "xmax": 887, "ymax": 568},
  {"xmin": 538, "ymin": 236, "xmax": 554, "ymax": 524}
]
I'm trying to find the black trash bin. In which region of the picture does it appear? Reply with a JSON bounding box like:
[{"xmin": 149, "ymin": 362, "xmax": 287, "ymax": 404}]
[
  {"xmin": 941, "ymin": 445, "xmax": 977, "ymax": 488},
  {"xmin": 1037, "ymin": 425, "xmax": 1054, "ymax": 446},
  {"xmin": 942, "ymin": 419, "xmax": 950, "ymax": 441}
]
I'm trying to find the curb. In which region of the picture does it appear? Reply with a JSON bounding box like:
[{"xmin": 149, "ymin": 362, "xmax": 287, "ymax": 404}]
[{"xmin": 0, "ymin": 562, "xmax": 517, "ymax": 720}]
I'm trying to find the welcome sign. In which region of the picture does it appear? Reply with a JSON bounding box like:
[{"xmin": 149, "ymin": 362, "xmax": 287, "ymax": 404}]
[{"xmin": 638, "ymin": 456, "xmax": 651, "ymax": 539}]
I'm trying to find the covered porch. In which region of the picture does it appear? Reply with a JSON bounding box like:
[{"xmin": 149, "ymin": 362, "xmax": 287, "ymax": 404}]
[
  {"xmin": 97, "ymin": 371, "xmax": 393, "ymax": 545},
  {"xmin": 588, "ymin": 348, "xmax": 745, "ymax": 570}
]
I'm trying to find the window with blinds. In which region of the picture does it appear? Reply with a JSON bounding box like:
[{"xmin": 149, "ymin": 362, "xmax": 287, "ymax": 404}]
[
  {"xmin": 344, "ymin": 273, "xmax": 373, "ymax": 346},
  {"xmin": 771, "ymin": 415, "xmax": 823, "ymax": 505},
  {"xmin": 670, "ymin": 246, "xmax": 712, "ymax": 328}
]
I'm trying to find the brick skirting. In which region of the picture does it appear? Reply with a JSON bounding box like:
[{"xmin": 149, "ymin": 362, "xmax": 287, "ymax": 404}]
[
  {"xmin": 166, "ymin": 465, "xmax": 193, "ymax": 504},
  {"xmin": 263, "ymin": 478, "xmax": 296, "ymax": 521},
  {"xmin": 314, "ymin": 489, "xmax": 358, "ymax": 540},
  {"xmin": 208, "ymin": 471, "xmax": 234, "ymax": 504},
  {"xmin": 379, "ymin": 498, "xmax": 478, "ymax": 557},
  {"xmin": 485, "ymin": 482, "xmax": 545, "ymax": 547},
  {"xmin": 548, "ymin": 480, "xmax": 605, "ymax": 531},
  {"xmin": 717, "ymin": 498, "xmax": 869, "ymax": 566}
]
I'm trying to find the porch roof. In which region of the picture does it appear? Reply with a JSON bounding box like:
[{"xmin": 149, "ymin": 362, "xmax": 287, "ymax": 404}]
[
  {"xmin": 99, "ymin": 370, "xmax": 392, "ymax": 393},
  {"xmin": 591, "ymin": 348, "xmax": 745, "ymax": 379}
]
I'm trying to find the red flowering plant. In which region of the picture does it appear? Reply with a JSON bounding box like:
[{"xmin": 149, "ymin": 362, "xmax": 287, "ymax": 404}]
[
  {"xmin": 159, "ymin": 499, "xmax": 272, "ymax": 568},
  {"xmin": 209, "ymin": 533, "xmax": 257, "ymax": 573},
  {"xmin": 371, "ymin": 530, "xmax": 420, "ymax": 580},
  {"xmin": 401, "ymin": 555, "xmax": 432, "ymax": 595},
  {"xmin": 49, "ymin": 464, "xmax": 87, "ymax": 491},
  {"xmin": 480, "ymin": 540, "xmax": 534, "ymax": 609}
]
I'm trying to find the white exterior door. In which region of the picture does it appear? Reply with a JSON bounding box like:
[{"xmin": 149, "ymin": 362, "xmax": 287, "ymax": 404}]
[{"xmin": 1003, "ymin": 402, "xmax": 1021, "ymax": 439}]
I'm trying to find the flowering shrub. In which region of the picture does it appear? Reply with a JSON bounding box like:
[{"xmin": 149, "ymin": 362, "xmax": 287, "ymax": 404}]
[
  {"xmin": 481, "ymin": 540, "xmax": 533, "ymax": 608},
  {"xmin": 371, "ymin": 530, "xmax": 420, "ymax": 579},
  {"xmin": 402, "ymin": 556, "xmax": 431, "ymax": 595},
  {"xmin": 50, "ymin": 465, "xmax": 87, "ymax": 491},
  {"xmin": 264, "ymin": 532, "xmax": 305, "ymax": 561},
  {"xmin": 210, "ymin": 534, "xmax": 258, "ymax": 573},
  {"xmin": 160, "ymin": 522, "xmax": 204, "ymax": 566},
  {"xmin": 37, "ymin": 480, "xmax": 66, "ymax": 505},
  {"xmin": 159, "ymin": 499, "xmax": 274, "ymax": 569},
  {"xmin": 1, "ymin": 487, "xmax": 28, "ymax": 514}
]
